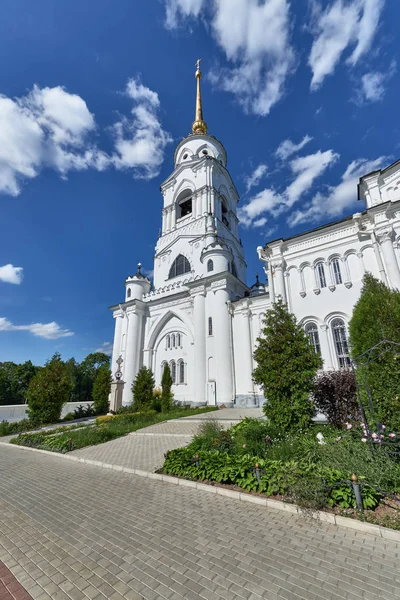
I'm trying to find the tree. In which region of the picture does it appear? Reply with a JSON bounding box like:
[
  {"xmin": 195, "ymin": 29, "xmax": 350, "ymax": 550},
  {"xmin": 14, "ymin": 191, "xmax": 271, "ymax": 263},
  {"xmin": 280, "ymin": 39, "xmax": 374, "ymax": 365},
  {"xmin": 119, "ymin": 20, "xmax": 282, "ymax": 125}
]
[
  {"xmin": 349, "ymin": 273, "xmax": 400, "ymax": 428},
  {"xmin": 313, "ymin": 370, "xmax": 360, "ymax": 428},
  {"xmin": 0, "ymin": 360, "xmax": 38, "ymax": 405},
  {"xmin": 253, "ymin": 299, "xmax": 322, "ymax": 433},
  {"xmin": 161, "ymin": 364, "xmax": 173, "ymax": 413},
  {"xmin": 78, "ymin": 352, "xmax": 110, "ymax": 403},
  {"xmin": 92, "ymin": 364, "xmax": 112, "ymax": 414},
  {"xmin": 26, "ymin": 353, "xmax": 71, "ymax": 425},
  {"xmin": 131, "ymin": 367, "xmax": 155, "ymax": 411}
]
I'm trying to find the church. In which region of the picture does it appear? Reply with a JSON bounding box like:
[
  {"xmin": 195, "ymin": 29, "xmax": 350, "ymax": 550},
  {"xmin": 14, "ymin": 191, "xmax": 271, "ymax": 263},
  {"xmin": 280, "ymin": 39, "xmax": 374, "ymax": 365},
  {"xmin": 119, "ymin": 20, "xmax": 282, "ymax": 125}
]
[{"xmin": 108, "ymin": 62, "xmax": 400, "ymax": 409}]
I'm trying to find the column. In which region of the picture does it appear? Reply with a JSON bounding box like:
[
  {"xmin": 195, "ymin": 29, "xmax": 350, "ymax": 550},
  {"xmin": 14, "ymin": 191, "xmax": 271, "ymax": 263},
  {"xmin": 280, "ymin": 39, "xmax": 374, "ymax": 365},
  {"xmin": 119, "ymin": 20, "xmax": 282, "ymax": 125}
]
[
  {"xmin": 271, "ymin": 260, "xmax": 286, "ymax": 303},
  {"xmin": 240, "ymin": 307, "xmax": 255, "ymax": 403},
  {"xmin": 214, "ymin": 288, "xmax": 234, "ymax": 405},
  {"xmin": 162, "ymin": 210, "xmax": 167, "ymax": 234},
  {"xmin": 122, "ymin": 307, "xmax": 142, "ymax": 406},
  {"xmin": 166, "ymin": 207, "xmax": 172, "ymax": 232},
  {"xmin": 319, "ymin": 324, "xmax": 334, "ymax": 371},
  {"xmin": 377, "ymin": 229, "xmax": 400, "ymax": 289},
  {"xmin": 171, "ymin": 203, "xmax": 176, "ymax": 230},
  {"xmin": 371, "ymin": 231, "xmax": 388, "ymax": 285},
  {"xmin": 341, "ymin": 256, "xmax": 352, "ymax": 288},
  {"xmin": 284, "ymin": 271, "xmax": 292, "ymax": 311},
  {"xmin": 193, "ymin": 290, "xmax": 206, "ymax": 404},
  {"xmin": 110, "ymin": 311, "xmax": 124, "ymax": 379}
]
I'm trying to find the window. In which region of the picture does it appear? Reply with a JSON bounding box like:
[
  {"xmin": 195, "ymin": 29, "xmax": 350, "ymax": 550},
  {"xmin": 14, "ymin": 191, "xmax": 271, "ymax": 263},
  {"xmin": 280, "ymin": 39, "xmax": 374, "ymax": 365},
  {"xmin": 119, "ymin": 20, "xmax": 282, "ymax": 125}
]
[
  {"xmin": 161, "ymin": 361, "xmax": 167, "ymax": 376},
  {"xmin": 207, "ymin": 259, "xmax": 214, "ymax": 272},
  {"xmin": 169, "ymin": 254, "xmax": 191, "ymax": 279},
  {"xmin": 127, "ymin": 288, "xmax": 131, "ymax": 298},
  {"xmin": 316, "ymin": 262, "xmax": 327, "ymax": 288},
  {"xmin": 178, "ymin": 360, "xmax": 185, "ymax": 384},
  {"xmin": 178, "ymin": 197, "xmax": 192, "ymax": 218},
  {"xmin": 231, "ymin": 262, "xmax": 238, "ymax": 278},
  {"xmin": 170, "ymin": 360, "xmax": 176, "ymax": 384},
  {"xmin": 171, "ymin": 334, "xmax": 175, "ymax": 349},
  {"xmin": 332, "ymin": 318, "xmax": 351, "ymax": 368},
  {"xmin": 332, "ymin": 258, "xmax": 342, "ymax": 285},
  {"xmin": 202, "ymin": 149, "xmax": 208, "ymax": 155},
  {"xmin": 221, "ymin": 200, "xmax": 230, "ymax": 229},
  {"xmin": 176, "ymin": 333, "xmax": 181, "ymax": 347},
  {"xmin": 183, "ymin": 153, "xmax": 188, "ymax": 160},
  {"xmin": 166, "ymin": 334, "xmax": 170, "ymax": 349},
  {"xmin": 305, "ymin": 322, "xmax": 321, "ymax": 355},
  {"xmin": 208, "ymin": 317, "xmax": 213, "ymax": 336}
]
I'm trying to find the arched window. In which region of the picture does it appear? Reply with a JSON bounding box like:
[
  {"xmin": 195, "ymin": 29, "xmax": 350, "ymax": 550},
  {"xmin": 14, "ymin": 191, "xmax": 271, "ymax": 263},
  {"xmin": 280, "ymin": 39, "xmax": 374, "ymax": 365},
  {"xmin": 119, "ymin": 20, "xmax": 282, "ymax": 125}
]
[
  {"xmin": 177, "ymin": 190, "xmax": 192, "ymax": 219},
  {"xmin": 231, "ymin": 262, "xmax": 238, "ymax": 278},
  {"xmin": 316, "ymin": 262, "xmax": 327, "ymax": 288},
  {"xmin": 207, "ymin": 259, "xmax": 214, "ymax": 272},
  {"xmin": 331, "ymin": 318, "xmax": 351, "ymax": 368},
  {"xmin": 178, "ymin": 360, "xmax": 185, "ymax": 384},
  {"xmin": 166, "ymin": 334, "xmax": 170, "ymax": 350},
  {"xmin": 305, "ymin": 322, "xmax": 321, "ymax": 355},
  {"xmin": 208, "ymin": 317, "xmax": 213, "ymax": 336},
  {"xmin": 221, "ymin": 199, "xmax": 230, "ymax": 229},
  {"xmin": 176, "ymin": 333, "xmax": 181, "ymax": 347},
  {"xmin": 171, "ymin": 333, "xmax": 175, "ymax": 349},
  {"xmin": 169, "ymin": 254, "xmax": 191, "ymax": 279},
  {"xmin": 170, "ymin": 360, "xmax": 176, "ymax": 384},
  {"xmin": 127, "ymin": 288, "xmax": 131, "ymax": 298},
  {"xmin": 331, "ymin": 258, "xmax": 342, "ymax": 285},
  {"xmin": 161, "ymin": 361, "xmax": 167, "ymax": 376}
]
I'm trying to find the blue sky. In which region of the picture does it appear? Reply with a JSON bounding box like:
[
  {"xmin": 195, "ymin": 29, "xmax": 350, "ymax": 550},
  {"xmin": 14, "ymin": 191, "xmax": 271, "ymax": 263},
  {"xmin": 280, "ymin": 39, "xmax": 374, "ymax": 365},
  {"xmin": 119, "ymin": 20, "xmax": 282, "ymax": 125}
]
[{"xmin": 0, "ymin": 0, "xmax": 399, "ymax": 365}]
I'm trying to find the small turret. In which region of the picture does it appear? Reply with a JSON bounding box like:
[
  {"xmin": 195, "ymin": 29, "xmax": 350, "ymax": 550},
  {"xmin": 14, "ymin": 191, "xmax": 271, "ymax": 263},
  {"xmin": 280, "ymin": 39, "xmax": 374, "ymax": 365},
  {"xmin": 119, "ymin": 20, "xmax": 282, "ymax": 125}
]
[
  {"xmin": 250, "ymin": 273, "xmax": 266, "ymax": 296},
  {"xmin": 125, "ymin": 263, "xmax": 151, "ymax": 301}
]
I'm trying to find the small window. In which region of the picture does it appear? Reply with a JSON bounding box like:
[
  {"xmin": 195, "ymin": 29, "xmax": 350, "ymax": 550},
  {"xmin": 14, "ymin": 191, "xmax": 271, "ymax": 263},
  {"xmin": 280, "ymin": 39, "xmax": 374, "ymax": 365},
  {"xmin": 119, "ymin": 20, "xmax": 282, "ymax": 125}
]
[
  {"xmin": 161, "ymin": 361, "xmax": 167, "ymax": 376},
  {"xmin": 176, "ymin": 333, "xmax": 181, "ymax": 347},
  {"xmin": 171, "ymin": 333, "xmax": 175, "ymax": 349},
  {"xmin": 305, "ymin": 322, "xmax": 321, "ymax": 355},
  {"xmin": 221, "ymin": 200, "xmax": 230, "ymax": 229},
  {"xmin": 202, "ymin": 149, "xmax": 208, "ymax": 155},
  {"xmin": 166, "ymin": 335, "xmax": 170, "ymax": 350},
  {"xmin": 207, "ymin": 259, "xmax": 214, "ymax": 272},
  {"xmin": 231, "ymin": 262, "xmax": 238, "ymax": 278},
  {"xmin": 127, "ymin": 288, "xmax": 131, "ymax": 298},
  {"xmin": 332, "ymin": 258, "xmax": 342, "ymax": 285},
  {"xmin": 170, "ymin": 360, "xmax": 176, "ymax": 384},
  {"xmin": 208, "ymin": 317, "xmax": 213, "ymax": 336},
  {"xmin": 332, "ymin": 318, "xmax": 351, "ymax": 368},
  {"xmin": 179, "ymin": 360, "xmax": 185, "ymax": 384},
  {"xmin": 169, "ymin": 254, "xmax": 191, "ymax": 279},
  {"xmin": 183, "ymin": 153, "xmax": 188, "ymax": 159},
  {"xmin": 178, "ymin": 197, "xmax": 192, "ymax": 218},
  {"xmin": 316, "ymin": 262, "xmax": 326, "ymax": 288}
]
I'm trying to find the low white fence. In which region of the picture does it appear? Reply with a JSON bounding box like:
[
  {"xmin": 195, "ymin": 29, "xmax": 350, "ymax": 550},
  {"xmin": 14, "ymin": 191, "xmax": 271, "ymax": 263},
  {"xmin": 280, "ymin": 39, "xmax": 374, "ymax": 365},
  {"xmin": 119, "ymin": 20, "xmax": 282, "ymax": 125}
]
[{"xmin": 0, "ymin": 401, "xmax": 94, "ymax": 423}]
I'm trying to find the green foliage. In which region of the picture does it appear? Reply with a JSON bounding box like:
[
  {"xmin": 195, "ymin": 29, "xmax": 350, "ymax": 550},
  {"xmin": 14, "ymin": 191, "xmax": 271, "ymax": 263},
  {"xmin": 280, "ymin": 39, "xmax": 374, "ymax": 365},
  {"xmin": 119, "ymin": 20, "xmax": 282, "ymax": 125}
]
[
  {"xmin": 26, "ymin": 353, "xmax": 71, "ymax": 425},
  {"xmin": 151, "ymin": 387, "xmax": 162, "ymax": 412},
  {"xmin": 313, "ymin": 370, "xmax": 360, "ymax": 428},
  {"xmin": 0, "ymin": 418, "xmax": 34, "ymax": 437},
  {"xmin": 73, "ymin": 404, "xmax": 95, "ymax": 419},
  {"xmin": 0, "ymin": 360, "xmax": 38, "ymax": 405},
  {"xmin": 161, "ymin": 364, "xmax": 173, "ymax": 413},
  {"xmin": 253, "ymin": 300, "xmax": 322, "ymax": 433},
  {"xmin": 132, "ymin": 367, "xmax": 155, "ymax": 411},
  {"xmin": 349, "ymin": 274, "xmax": 400, "ymax": 429},
  {"xmin": 190, "ymin": 420, "xmax": 235, "ymax": 454},
  {"xmin": 92, "ymin": 364, "xmax": 112, "ymax": 414}
]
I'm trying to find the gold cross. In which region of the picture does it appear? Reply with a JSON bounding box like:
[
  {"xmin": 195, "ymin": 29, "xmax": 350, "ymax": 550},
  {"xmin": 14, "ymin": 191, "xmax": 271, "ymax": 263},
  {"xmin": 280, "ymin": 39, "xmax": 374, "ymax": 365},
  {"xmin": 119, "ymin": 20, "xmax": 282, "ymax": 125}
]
[{"xmin": 195, "ymin": 58, "xmax": 201, "ymax": 71}]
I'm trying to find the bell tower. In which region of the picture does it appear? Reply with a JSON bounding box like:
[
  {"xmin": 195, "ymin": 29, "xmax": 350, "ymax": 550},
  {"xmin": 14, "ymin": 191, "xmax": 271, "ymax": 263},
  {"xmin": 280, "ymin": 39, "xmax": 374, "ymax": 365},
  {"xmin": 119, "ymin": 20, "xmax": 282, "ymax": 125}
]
[{"xmin": 153, "ymin": 60, "xmax": 247, "ymax": 290}]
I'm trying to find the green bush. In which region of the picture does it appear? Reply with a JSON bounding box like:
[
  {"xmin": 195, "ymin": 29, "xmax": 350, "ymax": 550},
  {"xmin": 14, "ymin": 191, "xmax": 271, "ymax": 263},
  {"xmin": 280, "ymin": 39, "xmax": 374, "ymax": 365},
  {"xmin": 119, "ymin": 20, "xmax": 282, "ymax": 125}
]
[
  {"xmin": 161, "ymin": 364, "xmax": 173, "ymax": 413},
  {"xmin": 190, "ymin": 420, "xmax": 234, "ymax": 454},
  {"xmin": 62, "ymin": 412, "xmax": 75, "ymax": 422},
  {"xmin": 152, "ymin": 387, "xmax": 162, "ymax": 412},
  {"xmin": 92, "ymin": 364, "xmax": 112, "ymax": 415},
  {"xmin": 73, "ymin": 404, "xmax": 95, "ymax": 419},
  {"xmin": 0, "ymin": 418, "xmax": 34, "ymax": 437},
  {"xmin": 27, "ymin": 353, "xmax": 71, "ymax": 425},
  {"xmin": 132, "ymin": 367, "xmax": 155, "ymax": 411}
]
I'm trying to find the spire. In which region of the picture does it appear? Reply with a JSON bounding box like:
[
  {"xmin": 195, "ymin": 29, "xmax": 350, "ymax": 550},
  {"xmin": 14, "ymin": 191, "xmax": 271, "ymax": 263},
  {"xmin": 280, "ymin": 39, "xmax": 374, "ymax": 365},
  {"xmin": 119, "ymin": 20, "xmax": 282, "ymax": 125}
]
[{"xmin": 192, "ymin": 59, "xmax": 208, "ymax": 135}]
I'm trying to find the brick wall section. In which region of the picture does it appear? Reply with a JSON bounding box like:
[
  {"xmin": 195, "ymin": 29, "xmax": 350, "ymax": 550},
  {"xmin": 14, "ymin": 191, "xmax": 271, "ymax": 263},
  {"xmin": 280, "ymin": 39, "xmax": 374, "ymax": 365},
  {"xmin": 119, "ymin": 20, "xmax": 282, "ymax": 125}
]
[{"xmin": 0, "ymin": 561, "xmax": 33, "ymax": 600}]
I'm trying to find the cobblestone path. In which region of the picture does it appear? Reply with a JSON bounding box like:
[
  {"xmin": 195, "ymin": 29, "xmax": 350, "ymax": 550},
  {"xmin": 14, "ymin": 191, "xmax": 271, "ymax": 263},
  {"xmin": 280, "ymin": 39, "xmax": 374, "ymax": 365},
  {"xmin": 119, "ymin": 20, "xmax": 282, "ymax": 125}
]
[{"xmin": 0, "ymin": 445, "xmax": 399, "ymax": 600}]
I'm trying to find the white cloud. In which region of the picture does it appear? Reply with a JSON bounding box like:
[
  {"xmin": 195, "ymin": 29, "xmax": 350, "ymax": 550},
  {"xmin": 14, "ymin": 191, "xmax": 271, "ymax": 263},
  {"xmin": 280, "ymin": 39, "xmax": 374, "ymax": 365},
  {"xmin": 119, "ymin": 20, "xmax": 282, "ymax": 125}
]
[
  {"xmin": 0, "ymin": 317, "xmax": 74, "ymax": 339},
  {"xmin": 359, "ymin": 61, "xmax": 396, "ymax": 103},
  {"xmin": 275, "ymin": 135, "xmax": 313, "ymax": 160},
  {"xmin": 0, "ymin": 79, "xmax": 171, "ymax": 196},
  {"xmin": 111, "ymin": 78, "xmax": 173, "ymax": 180},
  {"xmin": 0, "ymin": 264, "xmax": 23, "ymax": 284},
  {"xmin": 165, "ymin": 0, "xmax": 295, "ymax": 117},
  {"xmin": 290, "ymin": 156, "xmax": 387, "ymax": 226},
  {"xmin": 95, "ymin": 341, "xmax": 113, "ymax": 356},
  {"xmin": 309, "ymin": 0, "xmax": 385, "ymax": 90},
  {"xmin": 239, "ymin": 149, "xmax": 338, "ymax": 227},
  {"xmin": 244, "ymin": 164, "xmax": 268, "ymax": 193}
]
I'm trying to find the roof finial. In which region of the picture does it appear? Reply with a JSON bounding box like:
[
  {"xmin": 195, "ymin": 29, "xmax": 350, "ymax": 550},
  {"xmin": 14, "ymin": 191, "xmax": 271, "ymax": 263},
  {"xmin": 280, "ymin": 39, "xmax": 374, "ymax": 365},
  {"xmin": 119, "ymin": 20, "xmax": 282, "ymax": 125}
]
[
  {"xmin": 192, "ymin": 59, "xmax": 208, "ymax": 135},
  {"xmin": 137, "ymin": 262, "xmax": 142, "ymax": 275}
]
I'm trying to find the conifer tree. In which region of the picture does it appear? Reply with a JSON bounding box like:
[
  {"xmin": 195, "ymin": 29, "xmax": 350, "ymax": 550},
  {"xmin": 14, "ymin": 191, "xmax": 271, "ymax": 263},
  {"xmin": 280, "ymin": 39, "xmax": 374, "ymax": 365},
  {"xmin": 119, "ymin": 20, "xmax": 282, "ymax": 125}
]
[
  {"xmin": 131, "ymin": 367, "xmax": 155, "ymax": 411},
  {"xmin": 253, "ymin": 299, "xmax": 322, "ymax": 433},
  {"xmin": 92, "ymin": 364, "xmax": 112, "ymax": 414},
  {"xmin": 161, "ymin": 364, "xmax": 173, "ymax": 413},
  {"xmin": 27, "ymin": 352, "xmax": 71, "ymax": 425},
  {"xmin": 349, "ymin": 273, "xmax": 400, "ymax": 428}
]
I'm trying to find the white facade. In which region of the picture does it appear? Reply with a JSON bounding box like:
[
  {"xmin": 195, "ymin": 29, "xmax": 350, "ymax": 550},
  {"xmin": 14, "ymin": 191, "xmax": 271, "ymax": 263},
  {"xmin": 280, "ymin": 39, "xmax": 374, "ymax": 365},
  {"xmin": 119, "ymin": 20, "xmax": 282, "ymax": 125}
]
[{"xmin": 109, "ymin": 110, "xmax": 400, "ymax": 407}]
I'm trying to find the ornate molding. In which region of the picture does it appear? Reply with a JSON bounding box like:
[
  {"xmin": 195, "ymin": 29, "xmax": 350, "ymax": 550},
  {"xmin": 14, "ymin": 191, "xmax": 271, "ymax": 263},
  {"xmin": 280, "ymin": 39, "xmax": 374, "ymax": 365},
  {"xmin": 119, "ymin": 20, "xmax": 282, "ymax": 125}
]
[
  {"xmin": 299, "ymin": 291, "xmax": 306, "ymax": 298},
  {"xmin": 376, "ymin": 227, "xmax": 395, "ymax": 244},
  {"xmin": 313, "ymin": 288, "xmax": 321, "ymax": 295}
]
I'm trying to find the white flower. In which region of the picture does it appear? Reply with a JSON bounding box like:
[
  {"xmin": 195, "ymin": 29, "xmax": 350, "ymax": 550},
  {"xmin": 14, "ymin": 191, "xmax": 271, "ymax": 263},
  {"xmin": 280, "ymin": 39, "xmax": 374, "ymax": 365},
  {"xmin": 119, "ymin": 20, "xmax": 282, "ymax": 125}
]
[{"xmin": 316, "ymin": 432, "xmax": 325, "ymax": 445}]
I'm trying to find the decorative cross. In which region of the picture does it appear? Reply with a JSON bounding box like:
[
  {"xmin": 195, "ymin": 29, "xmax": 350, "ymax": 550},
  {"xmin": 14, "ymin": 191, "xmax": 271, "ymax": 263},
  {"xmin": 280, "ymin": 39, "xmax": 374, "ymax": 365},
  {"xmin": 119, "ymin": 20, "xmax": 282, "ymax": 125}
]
[
  {"xmin": 115, "ymin": 355, "xmax": 123, "ymax": 381},
  {"xmin": 195, "ymin": 58, "xmax": 201, "ymax": 71}
]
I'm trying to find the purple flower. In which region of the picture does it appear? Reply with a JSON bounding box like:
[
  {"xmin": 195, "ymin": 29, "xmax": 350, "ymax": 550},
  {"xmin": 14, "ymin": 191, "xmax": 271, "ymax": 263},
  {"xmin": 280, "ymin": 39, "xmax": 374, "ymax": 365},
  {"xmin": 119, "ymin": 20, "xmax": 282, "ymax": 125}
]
[
  {"xmin": 389, "ymin": 433, "xmax": 396, "ymax": 439},
  {"xmin": 363, "ymin": 429, "xmax": 367, "ymax": 436},
  {"xmin": 360, "ymin": 423, "xmax": 365, "ymax": 428},
  {"xmin": 336, "ymin": 437, "xmax": 341, "ymax": 441},
  {"xmin": 346, "ymin": 423, "xmax": 352, "ymax": 430},
  {"xmin": 372, "ymin": 432, "xmax": 378, "ymax": 439},
  {"xmin": 361, "ymin": 438, "xmax": 367, "ymax": 443},
  {"xmin": 382, "ymin": 425, "xmax": 386, "ymax": 430}
]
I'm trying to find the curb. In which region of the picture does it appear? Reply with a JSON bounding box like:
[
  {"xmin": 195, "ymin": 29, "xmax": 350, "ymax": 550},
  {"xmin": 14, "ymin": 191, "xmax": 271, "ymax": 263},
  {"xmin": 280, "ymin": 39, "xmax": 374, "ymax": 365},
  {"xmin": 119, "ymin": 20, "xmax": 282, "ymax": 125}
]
[{"xmin": 1, "ymin": 441, "xmax": 399, "ymax": 542}]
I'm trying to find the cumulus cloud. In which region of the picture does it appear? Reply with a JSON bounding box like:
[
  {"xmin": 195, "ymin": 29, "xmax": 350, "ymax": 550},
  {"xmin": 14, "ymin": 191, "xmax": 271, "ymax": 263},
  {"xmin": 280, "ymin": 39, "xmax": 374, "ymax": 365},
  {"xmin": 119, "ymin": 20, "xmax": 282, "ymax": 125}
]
[
  {"xmin": 239, "ymin": 149, "xmax": 338, "ymax": 227},
  {"xmin": 0, "ymin": 79, "xmax": 171, "ymax": 196},
  {"xmin": 165, "ymin": 0, "xmax": 295, "ymax": 117},
  {"xmin": 290, "ymin": 156, "xmax": 387, "ymax": 226},
  {"xmin": 309, "ymin": 0, "xmax": 386, "ymax": 90},
  {"xmin": 275, "ymin": 135, "xmax": 313, "ymax": 160},
  {"xmin": 244, "ymin": 164, "xmax": 268, "ymax": 193},
  {"xmin": 0, "ymin": 264, "xmax": 23, "ymax": 284},
  {"xmin": 111, "ymin": 78, "xmax": 172, "ymax": 180},
  {"xmin": 0, "ymin": 317, "xmax": 74, "ymax": 339},
  {"xmin": 95, "ymin": 341, "xmax": 113, "ymax": 356},
  {"xmin": 358, "ymin": 61, "xmax": 396, "ymax": 103}
]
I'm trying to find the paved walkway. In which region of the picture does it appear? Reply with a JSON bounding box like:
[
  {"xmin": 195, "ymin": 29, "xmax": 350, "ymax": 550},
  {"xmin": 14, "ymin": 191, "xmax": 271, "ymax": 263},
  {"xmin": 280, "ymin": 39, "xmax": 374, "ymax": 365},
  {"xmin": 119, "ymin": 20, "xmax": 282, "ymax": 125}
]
[{"xmin": 1, "ymin": 444, "xmax": 400, "ymax": 600}]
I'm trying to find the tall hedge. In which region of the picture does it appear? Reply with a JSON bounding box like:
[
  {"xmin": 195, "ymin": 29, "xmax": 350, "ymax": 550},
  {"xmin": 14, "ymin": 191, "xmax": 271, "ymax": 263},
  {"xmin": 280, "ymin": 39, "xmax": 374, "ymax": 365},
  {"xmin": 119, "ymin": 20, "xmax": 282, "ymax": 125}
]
[
  {"xmin": 253, "ymin": 299, "xmax": 322, "ymax": 433},
  {"xmin": 161, "ymin": 363, "xmax": 173, "ymax": 413},
  {"xmin": 131, "ymin": 367, "xmax": 155, "ymax": 411},
  {"xmin": 27, "ymin": 353, "xmax": 71, "ymax": 425},
  {"xmin": 349, "ymin": 273, "xmax": 400, "ymax": 429},
  {"xmin": 92, "ymin": 364, "xmax": 112, "ymax": 415}
]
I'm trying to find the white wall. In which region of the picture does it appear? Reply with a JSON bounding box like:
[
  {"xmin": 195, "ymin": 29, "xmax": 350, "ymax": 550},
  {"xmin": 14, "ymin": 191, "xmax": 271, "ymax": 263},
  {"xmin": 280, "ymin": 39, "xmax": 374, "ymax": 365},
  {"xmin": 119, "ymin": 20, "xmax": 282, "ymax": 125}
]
[{"xmin": 0, "ymin": 401, "xmax": 94, "ymax": 423}]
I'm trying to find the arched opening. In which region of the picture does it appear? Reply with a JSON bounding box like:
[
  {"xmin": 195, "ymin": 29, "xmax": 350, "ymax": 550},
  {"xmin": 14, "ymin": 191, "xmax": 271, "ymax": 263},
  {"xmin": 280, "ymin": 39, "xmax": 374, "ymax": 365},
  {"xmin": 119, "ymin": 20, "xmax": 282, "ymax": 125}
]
[
  {"xmin": 221, "ymin": 198, "xmax": 230, "ymax": 229},
  {"xmin": 176, "ymin": 190, "xmax": 192, "ymax": 219},
  {"xmin": 316, "ymin": 262, "xmax": 327, "ymax": 288},
  {"xmin": 208, "ymin": 317, "xmax": 213, "ymax": 336},
  {"xmin": 170, "ymin": 360, "xmax": 176, "ymax": 384},
  {"xmin": 331, "ymin": 258, "xmax": 342, "ymax": 285},
  {"xmin": 207, "ymin": 259, "xmax": 214, "ymax": 272},
  {"xmin": 127, "ymin": 288, "xmax": 131, "ymax": 298},
  {"xmin": 178, "ymin": 359, "xmax": 185, "ymax": 384},
  {"xmin": 166, "ymin": 334, "xmax": 170, "ymax": 349},
  {"xmin": 169, "ymin": 254, "xmax": 191, "ymax": 279},
  {"xmin": 331, "ymin": 318, "xmax": 350, "ymax": 368},
  {"xmin": 305, "ymin": 322, "xmax": 321, "ymax": 355}
]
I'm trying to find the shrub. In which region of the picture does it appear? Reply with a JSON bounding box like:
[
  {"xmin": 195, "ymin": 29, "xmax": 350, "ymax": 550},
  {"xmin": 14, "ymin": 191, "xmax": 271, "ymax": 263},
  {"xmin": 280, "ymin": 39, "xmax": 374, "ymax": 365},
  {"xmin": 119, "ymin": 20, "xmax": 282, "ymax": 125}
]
[
  {"xmin": 73, "ymin": 404, "xmax": 95, "ymax": 419},
  {"xmin": 313, "ymin": 370, "xmax": 360, "ymax": 428},
  {"xmin": 161, "ymin": 364, "xmax": 173, "ymax": 413},
  {"xmin": 132, "ymin": 367, "xmax": 155, "ymax": 411},
  {"xmin": 253, "ymin": 299, "xmax": 322, "ymax": 433},
  {"xmin": 95, "ymin": 415, "xmax": 115, "ymax": 425},
  {"xmin": 62, "ymin": 412, "xmax": 75, "ymax": 422},
  {"xmin": 27, "ymin": 353, "xmax": 71, "ymax": 425},
  {"xmin": 92, "ymin": 364, "xmax": 112, "ymax": 415},
  {"xmin": 152, "ymin": 387, "xmax": 162, "ymax": 412},
  {"xmin": 0, "ymin": 418, "xmax": 34, "ymax": 437},
  {"xmin": 190, "ymin": 420, "xmax": 234, "ymax": 454}
]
